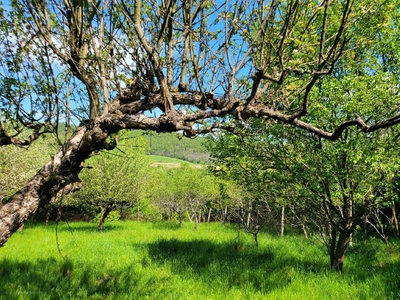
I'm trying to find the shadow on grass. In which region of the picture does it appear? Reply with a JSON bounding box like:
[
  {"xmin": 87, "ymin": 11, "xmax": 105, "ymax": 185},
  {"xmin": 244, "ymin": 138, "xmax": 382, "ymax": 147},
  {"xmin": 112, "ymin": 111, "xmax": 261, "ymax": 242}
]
[
  {"xmin": 54, "ymin": 222, "xmax": 124, "ymax": 233},
  {"xmin": 346, "ymin": 238, "xmax": 400, "ymax": 296},
  {"xmin": 22, "ymin": 220, "xmax": 124, "ymax": 234},
  {"xmin": 0, "ymin": 256, "xmax": 193, "ymax": 300},
  {"xmin": 377, "ymin": 259, "xmax": 400, "ymax": 298},
  {"xmin": 0, "ymin": 257, "xmax": 142, "ymax": 300},
  {"xmin": 2, "ymin": 234, "xmax": 400, "ymax": 299},
  {"xmin": 146, "ymin": 238, "xmax": 326, "ymax": 292},
  {"xmin": 149, "ymin": 221, "xmax": 183, "ymax": 230}
]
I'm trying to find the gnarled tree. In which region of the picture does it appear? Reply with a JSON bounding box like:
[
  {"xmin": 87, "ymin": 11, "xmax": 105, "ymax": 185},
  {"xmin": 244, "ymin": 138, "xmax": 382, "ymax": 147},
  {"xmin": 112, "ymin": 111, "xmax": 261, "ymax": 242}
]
[{"xmin": 0, "ymin": 0, "xmax": 399, "ymax": 246}]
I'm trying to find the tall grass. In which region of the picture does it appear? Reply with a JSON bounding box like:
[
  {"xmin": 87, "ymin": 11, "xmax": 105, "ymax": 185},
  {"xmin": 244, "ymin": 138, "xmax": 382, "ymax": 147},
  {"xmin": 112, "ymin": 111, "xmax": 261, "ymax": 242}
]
[{"xmin": 1, "ymin": 221, "xmax": 399, "ymax": 299}]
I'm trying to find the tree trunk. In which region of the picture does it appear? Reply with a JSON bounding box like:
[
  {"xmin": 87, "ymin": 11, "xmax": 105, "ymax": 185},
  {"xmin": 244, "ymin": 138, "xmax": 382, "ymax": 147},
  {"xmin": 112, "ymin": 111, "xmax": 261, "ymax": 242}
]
[
  {"xmin": 0, "ymin": 108, "xmax": 138, "ymax": 246},
  {"xmin": 349, "ymin": 199, "xmax": 353, "ymax": 247},
  {"xmin": 329, "ymin": 228, "xmax": 337, "ymax": 270},
  {"xmin": 253, "ymin": 225, "xmax": 260, "ymax": 247},
  {"xmin": 364, "ymin": 214, "xmax": 369, "ymax": 235},
  {"xmin": 186, "ymin": 210, "xmax": 193, "ymax": 222},
  {"xmin": 246, "ymin": 201, "xmax": 252, "ymax": 228},
  {"xmin": 179, "ymin": 211, "xmax": 183, "ymax": 227},
  {"xmin": 193, "ymin": 211, "xmax": 199, "ymax": 230},
  {"xmin": 97, "ymin": 203, "xmax": 115, "ymax": 232},
  {"xmin": 223, "ymin": 206, "xmax": 227, "ymax": 224},
  {"xmin": 330, "ymin": 230, "xmax": 351, "ymax": 272},
  {"xmin": 290, "ymin": 205, "xmax": 308, "ymax": 238},
  {"xmin": 0, "ymin": 126, "xmax": 89, "ymax": 247},
  {"xmin": 280, "ymin": 206, "xmax": 285, "ymax": 237},
  {"xmin": 45, "ymin": 210, "xmax": 51, "ymax": 226},
  {"xmin": 392, "ymin": 200, "xmax": 399, "ymax": 238},
  {"xmin": 207, "ymin": 207, "xmax": 212, "ymax": 223},
  {"xmin": 301, "ymin": 223, "xmax": 308, "ymax": 239}
]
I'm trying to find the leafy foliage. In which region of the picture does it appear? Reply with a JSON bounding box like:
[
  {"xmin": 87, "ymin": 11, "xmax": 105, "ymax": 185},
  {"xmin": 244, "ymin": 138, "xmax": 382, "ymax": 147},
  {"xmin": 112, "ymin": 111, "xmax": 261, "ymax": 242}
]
[
  {"xmin": 151, "ymin": 164, "xmax": 219, "ymax": 226},
  {"xmin": 62, "ymin": 133, "xmax": 151, "ymax": 228}
]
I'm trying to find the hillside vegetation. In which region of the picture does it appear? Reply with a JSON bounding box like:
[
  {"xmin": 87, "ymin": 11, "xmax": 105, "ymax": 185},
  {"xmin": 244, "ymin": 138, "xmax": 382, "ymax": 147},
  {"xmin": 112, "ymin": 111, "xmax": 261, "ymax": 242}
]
[{"xmin": 139, "ymin": 131, "xmax": 210, "ymax": 164}]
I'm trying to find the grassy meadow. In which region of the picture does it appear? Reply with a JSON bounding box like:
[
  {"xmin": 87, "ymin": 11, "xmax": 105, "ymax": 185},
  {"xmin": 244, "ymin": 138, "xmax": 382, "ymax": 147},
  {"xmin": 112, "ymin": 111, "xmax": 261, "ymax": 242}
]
[
  {"xmin": 148, "ymin": 155, "xmax": 203, "ymax": 168},
  {"xmin": 1, "ymin": 221, "xmax": 400, "ymax": 300}
]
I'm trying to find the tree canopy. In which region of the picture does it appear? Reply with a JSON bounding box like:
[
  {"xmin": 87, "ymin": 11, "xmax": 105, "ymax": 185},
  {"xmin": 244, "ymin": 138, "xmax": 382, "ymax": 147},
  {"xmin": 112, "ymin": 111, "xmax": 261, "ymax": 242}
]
[
  {"xmin": 0, "ymin": 0, "xmax": 399, "ymax": 246},
  {"xmin": 64, "ymin": 133, "xmax": 151, "ymax": 230}
]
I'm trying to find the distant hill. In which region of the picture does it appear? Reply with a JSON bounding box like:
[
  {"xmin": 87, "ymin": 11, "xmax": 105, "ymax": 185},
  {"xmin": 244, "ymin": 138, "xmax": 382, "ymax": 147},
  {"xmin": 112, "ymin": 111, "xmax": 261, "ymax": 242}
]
[{"xmin": 141, "ymin": 132, "xmax": 210, "ymax": 164}]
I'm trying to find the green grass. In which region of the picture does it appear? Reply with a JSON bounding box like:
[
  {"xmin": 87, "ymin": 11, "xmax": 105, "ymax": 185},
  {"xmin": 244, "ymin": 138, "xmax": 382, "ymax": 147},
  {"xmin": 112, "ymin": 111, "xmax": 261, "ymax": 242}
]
[{"xmin": 1, "ymin": 221, "xmax": 400, "ymax": 299}]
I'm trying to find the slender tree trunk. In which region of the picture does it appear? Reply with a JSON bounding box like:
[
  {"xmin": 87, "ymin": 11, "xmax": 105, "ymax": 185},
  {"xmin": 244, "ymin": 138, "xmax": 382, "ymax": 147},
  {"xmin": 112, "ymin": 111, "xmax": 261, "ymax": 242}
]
[
  {"xmin": 280, "ymin": 206, "xmax": 285, "ymax": 237},
  {"xmin": 364, "ymin": 214, "xmax": 369, "ymax": 235},
  {"xmin": 301, "ymin": 223, "xmax": 308, "ymax": 239},
  {"xmin": 186, "ymin": 210, "xmax": 193, "ymax": 222},
  {"xmin": 179, "ymin": 211, "xmax": 183, "ymax": 227},
  {"xmin": 349, "ymin": 200, "xmax": 353, "ymax": 247},
  {"xmin": 97, "ymin": 203, "xmax": 115, "ymax": 232},
  {"xmin": 45, "ymin": 210, "xmax": 51, "ymax": 226},
  {"xmin": 329, "ymin": 228, "xmax": 337, "ymax": 270},
  {"xmin": 65, "ymin": 79, "xmax": 71, "ymax": 141},
  {"xmin": 392, "ymin": 200, "xmax": 399, "ymax": 238},
  {"xmin": 246, "ymin": 201, "xmax": 252, "ymax": 228},
  {"xmin": 290, "ymin": 205, "xmax": 308, "ymax": 238},
  {"xmin": 223, "ymin": 206, "xmax": 227, "ymax": 224},
  {"xmin": 207, "ymin": 207, "xmax": 212, "ymax": 223},
  {"xmin": 194, "ymin": 212, "xmax": 199, "ymax": 230},
  {"xmin": 253, "ymin": 225, "xmax": 260, "ymax": 247}
]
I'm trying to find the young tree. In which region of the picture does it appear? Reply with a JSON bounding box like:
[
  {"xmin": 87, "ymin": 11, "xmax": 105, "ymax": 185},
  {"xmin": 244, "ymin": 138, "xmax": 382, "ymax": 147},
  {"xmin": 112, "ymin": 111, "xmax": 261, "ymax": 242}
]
[
  {"xmin": 152, "ymin": 164, "xmax": 219, "ymax": 228},
  {"xmin": 64, "ymin": 134, "xmax": 150, "ymax": 231},
  {"xmin": 207, "ymin": 1, "xmax": 400, "ymax": 271},
  {"xmin": 1, "ymin": 0, "xmax": 399, "ymax": 246},
  {"xmin": 210, "ymin": 119, "xmax": 400, "ymax": 271}
]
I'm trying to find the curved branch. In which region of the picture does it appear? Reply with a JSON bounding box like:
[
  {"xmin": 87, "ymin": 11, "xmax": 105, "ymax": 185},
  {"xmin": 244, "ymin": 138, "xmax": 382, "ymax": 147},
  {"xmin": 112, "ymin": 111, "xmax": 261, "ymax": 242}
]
[{"xmin": 0, "ymin": 123, "xmax": 49, "ymax": 147}]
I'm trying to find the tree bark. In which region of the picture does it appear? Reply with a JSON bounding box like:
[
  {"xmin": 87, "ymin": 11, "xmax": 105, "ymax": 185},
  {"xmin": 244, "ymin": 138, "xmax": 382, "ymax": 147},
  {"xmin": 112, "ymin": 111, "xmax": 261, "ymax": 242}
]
[
  {"xmin": 0, "ymin": 88, "xmax": 193, "ymax": 246},
  {"xmin": 178, "ymin": 210, "xmax": 183, "ymax": 227},
  {"xmin": 246, "ymin": 209, "xmax": 251, "ymax": 228},
  {"xmin": 253, "ymin": 225, "xmax": 260, "ymax": 247},
  {"xmin": 330, "ymin": 230, "xmax": 351, "ymax": 272},
  {"xmin": 186, "ymin": 210, "xmax": 193, "ymax": 222},
  {"xmin": 392, "ymin": 200, "xmax": 399, "ymax": 238},
  {"xmin": 329, "ymin": 227, "xmax": 337, "ymax": 270},
  {"xmin": 223, "ymin": 206, "xmax": 227, "ymax": 224},
  {"xmin": 0, "ymin": 127, "xmax": 88, "ymax": 246},
  {"xmin": 193, "ymin": 211, "xmax": 199, "ymax": 230}
]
